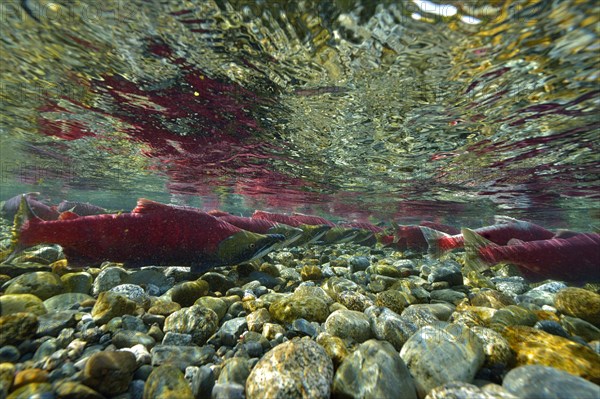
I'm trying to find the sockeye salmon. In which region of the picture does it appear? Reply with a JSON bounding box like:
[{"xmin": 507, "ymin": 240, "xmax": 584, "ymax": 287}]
[
  {"xmin": 57, "ymin": 200, "xmax": 107, "ymax": 216},
  {"xmin": 214, "ymin": 214, "xmax": 304, "ymax": 247},
  {"xmin": 421, "ymin": 217, "xmax": 555, "ymax": 257},
  {"xmin": 2, "ymin": 193, "xmax": 59, "ymax": 221},
  {"xmin": 2, "ymin": 197, "xmax": 284, "ymax": 271},
  {"xmin": 463, "ymin": 228, "xmax": 600, "ymax": 282},
  {"xmin": 252, "ymin": 210, "xmax": 331, "ymax": 245}
]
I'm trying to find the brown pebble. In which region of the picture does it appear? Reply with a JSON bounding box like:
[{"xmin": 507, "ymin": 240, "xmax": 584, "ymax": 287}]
[{"xmin": 13, "ymin": 368, "xmax": 49, "ymax": 390}]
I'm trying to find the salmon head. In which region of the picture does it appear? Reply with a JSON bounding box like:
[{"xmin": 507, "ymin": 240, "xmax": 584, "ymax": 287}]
[
  {"xmin": 215, "ymin": 231, "xmax": 285, "ymax": 265},
  {"xmin": 265, "ymin": 224, "xmax": 305, "ymax": 247},
  {"xmin": 292, "ymin": 224, "xmax": 332, "ymax": 246},
  {"xmin": 320, "ymin": 227, "xmax": 361, "ymax": 244}
]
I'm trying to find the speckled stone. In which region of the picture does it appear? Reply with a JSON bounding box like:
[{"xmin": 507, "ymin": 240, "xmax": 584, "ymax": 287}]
[
  {"xmin": 322, "ymin": 277, "xmax": 360, "ymax": 301},
  {"xmin": 554, "ymin": 287, "xmax": 600, "ymax": 327},
  {"xmin": 301, "ymin": 265, "xmax": 323, "ymax": 281},
  {"xmin": 0, "ymin": 294, "xmax": 47, "ymax": 316},
  {"xmin": 61, "ymin": 272, "xmax": 93, "ymax": 294},
  {"xmin": 293, "ymin": 285, "xmax": 334, "ymax": 305},
  {"xmin": 246, "ymin": 337, "xmax": 333, "ymax": 399},
  {"xmin": 332, "ymin": 339, "xmax": 417, "ymax": 399},
  {"xmin": 126, "ymin": 268, "xmax": 173, "ymax": 295},
  {"xmin": 83, "ymin": 351, "xmax": 137, "ymax": 396},
  {"xmin": 91, "ymin": 291, "xmax": 137, "ymax": 325},
  {"xmin": 194, "ymin": 296, "xmax": 228, "ymax": 320},
  {"xmin": 147, "ymin": 300, "xmax": 181, "ymax": 317},
  {"xmin": 269, "ymin": 295, "xmax": 330, "ymax": 323},
  {"xmin": 425, "ymin": 382, "xmax": 517, "ymax": 399},
  {"xmin": 316, "ymin": 333, "xmax": 350, "ymax": 367},
  {"xmin": 246, "ymin": 308, "xmax": 272, "ymax": 332},
  {"xmin": 491, "ymin": 276, "xmax": 530, "ymax": 295},
  {"xmin": 163, "ymin": 305, "xmax": 219, "ymax": 346},
  {"xmin": 488, "ymin": 305, "xmax": 538, "ymax": 332},
  {"xmin": 325, "ymin": 309, "xmax": 373, "ymax": 343},
  {"xmin": 0, "ymin": 312, "xmax": 39, "ymax": 346},
  {"xmin": 401, "ymin": 306, "xmax": 440, "ymax": 329},
  {"xmin": 92, "ymin": 266, "xmax": 128, "ymax": 295},
  {"xmin": 110, "ymin": 284, "xmax": 151, "ymax": 307},
  {"xmin": 151, "ymin": 345, "xmax": 215, "ymax": 370},
  {"xmin": 470, "ymin": 326, "xmax": 513, "ymax": 367},
  {"xmin": 219, "ymin": 317, "xmax": 247, "ymax": 346},
  {"xmin": 503, "ymin": 365, "xmax": 600, "ymax": 399},
  {"xmin": 43, "ymin": 293, "xmax": 93, "ymax": 312},
  {"xmin": 502, "ymin": 325, "xmax": 600, "ymax": 383},
  {"xmin": 5, "ymin": 271, "xmax": 64, "ymax": 300},
  {"xmin": 471, "ymin": 290, "xmax": 516, "ymax": 309},
  {"xmin": 400, "ymin": 322, "xmax": 485, "ymax": 398},
  {"xmin": 217, "ymin": 357, "xmax": 250, "ymax": 386},
  {"xmin": 143, "ymin": 364, "xmax": 193, "ymax": 399},
  {"xmin": 375, "ymin": 289, "xmax": 411, "ymax": 314},
  {"xmin": 36, "ymin": 310, "xmax": 78, "ymax": 337},
  {"xmin": 365, "ymin": 306, "xmax": 417, "ymax": 351}
]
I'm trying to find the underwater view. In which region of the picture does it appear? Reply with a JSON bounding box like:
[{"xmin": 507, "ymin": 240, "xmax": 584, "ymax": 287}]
[{"xmin": 0, "ymin": 0, "xmax": 599, "ymax": 398}]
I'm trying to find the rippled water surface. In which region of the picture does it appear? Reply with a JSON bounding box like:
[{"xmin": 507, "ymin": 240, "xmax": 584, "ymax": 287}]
[{"xmin": 1, "ymin": 0, "xmax": 598, "ymax": 227}]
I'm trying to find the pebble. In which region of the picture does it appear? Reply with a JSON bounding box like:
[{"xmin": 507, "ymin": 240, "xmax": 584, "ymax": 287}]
[
  {"xmin": 0, "ymin": 294, "xmax": 47, "ymax": 316},
  {"xmin": 427, "ymin": 261, "xmax": 463, "ymax": 286},
  {"xmin": 502, "ymin": 325, "xmax": 600, "ymax": 383},
  {"xmin": 143, "ymin": 364, "xmax": 193, "ymax": 399},
  {"xmin": 13, "ymin": 368, "xmax": 49, "ymax": 390},
  {"xmin": 92, "ymin": 266, "xmax": 128, "ymax": 296},
  {"xmin": 212, "ymin": 383, "xmax": 245, "ymax": 399},
  {"xmin": 562, "ymin": 315, "xmax": 600, "ymax": 342},
  {"xmin": 126, "ymin": 269, "xmax": 173, "ymax": 295},
  {"xmin": 490, "ymin": 276, "xmax": 530, "ymax": 295},
  {"xmin": 110, "ymin": 284, "xmax": 151, "ymax": 307},
  {"xmin": 112, "ymin": 330, "xmax": 156, "ymax": 349},
  {"xmin": 0, "ymin": 345, "xmax": 20, "ymax": 362},
  {"xmin": 83, "ymin": 351, "xmax": 138, "ymax": 396},
  {"xmin": 332, "ymin": 339, "xmax": 417, "ymax": 399},
  {"xmin": 375, "ymin": 289, "xmax": 411, "ymax": 314},
  {"xmin": 348, "ymin": 256, "xmax": 370, "ymax": 272},
  {"xmin": 534, "ymin": 320, "xmax": 570, "ymax": 338},
  {"xmin": 217, "ymin": 357, "xmax": 250, "ymax": 385},
  {"xmin": 430, "ymin": 288, "xmax": 467, "ymax": 305},
  {"xmin": 470, "ymin": 289, "xmax": 516, "ymax": 309},
  {"xmin": 470, "ymin": 326, "xmax": 513, "ymax": 367},
  {"xmin": 5, "ymin": 271, "xmax": 64, "ymax": 300},
  {"xmin": 5, "ymin": 382, "xmax": 54, "ymax": 399},
  {"xmin": 186, "ymin": 365, "xmax": 215, "ymax": 399},
  {"xmin": 503, "ymin": 365, "xmax": 600, "ymax": 399},
  {"xmin": 324, "ymin": 309, "xmax": 373, "ymax": 343},
  {"xmin": 43, "ymin": 293, "xmax": 93, "ymax": 312},
  {"xmin": 246, "ymin": 308, "xmax": 272, "ymax": 332},
  {"xmin": 91, "ymin": 291, "xmax": 137, "ymax": 325},
  {"xmin": 400, "ymin": 322, "xmax": 485, "ymax": 397},
  {"xmin": 61, "ymin": 272, "xmax": 94, "ymax": 294},
  {"xmin": 36, "ymin": 310, "xmax": 78, "ymax": 337},
  {"xmin": 0, "ymin": 312, "xmax": 39, "ymax": 346},
  {"xmin": 161, "ymin": 332, "xmax": 192, "ymax": 346},
  {"xmin": 269, "ymin": 295, "xmax": 330, "ymax": 323},
  {"xmin": 315, "ymin": 333, "xmax": 349, "ymax": 367},
  {"xmin": 150, "ymin": 345, "xmax": 215, "ymax": 370},
  {"xmin": 219, "ymin": 317, "xmax": 248, "ymax": 346},
  {"xmin": 53, "ymin": 381, "xmax": 105, "ymax": 399},
  {"xmin": 194, "ymin": 296, "xmax": 228, "ymax": 320},
  {"xmin": 165, "ymin": 280, "xmax": 209, "ymax": 307},
  {"xmin": 163, "ymin": 305, "xmax": 219, "ymax": 346},
  {"xmin": 425, "ymin": 381, "xmax": 517, "ymax": 399},
  {"xmin": 554, "ymin": 287, "xmax": 600, "ymax": 327},
  {"xmin": 246, "ymin": 337, "xmax": 333, "ymax": 399},
  {"xmin": 365, "ymin": 306, "xmax": 417, "ymax": 350},
  {"xmin": 0, "ymin": 363, "xmax": 15, "ymax": 392}
]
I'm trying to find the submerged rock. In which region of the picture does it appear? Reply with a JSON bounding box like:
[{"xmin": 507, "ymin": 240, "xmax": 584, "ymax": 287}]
[
  {"xmin": 163, "ymin": 305, "xmax": 219, "ymax": 346},
  {"xmin": 503, "ymin": 365, "xmax": 600, "ymax": 399},
  {"xmin": 324, "ymin": 309, "xmax": 373, "ymax": 343},
  {"xmin": 399, "ymin": 322, "xmax": 485, "ymax": 397},
  {"xmin": 332, "ymin": 339, "xmax": 417, "ymax": 399},
  {"xmin": 143, "ymin": 364, "xmax": 193, "ymax": 399},
  {"xmin": 246, "ymin": 337, "xmax": 333, "ymax": 399},
  {"xmin": 83, "ymin": 351, "xmax": 137, "ymax": 396},
  {"xmin": 554, "ymin": 287, "xmax": 600, "ymax": 327}
]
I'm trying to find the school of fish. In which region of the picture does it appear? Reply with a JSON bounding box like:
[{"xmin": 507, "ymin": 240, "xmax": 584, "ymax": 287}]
[{"xmin": 0, "ymin": 194, "xmax": 598, "ymax": 282}]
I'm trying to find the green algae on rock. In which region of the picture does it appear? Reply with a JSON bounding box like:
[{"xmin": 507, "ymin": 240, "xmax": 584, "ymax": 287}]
[{"xmin": 554, "ymin": 287, "xmax": 600, "ymax": 327}]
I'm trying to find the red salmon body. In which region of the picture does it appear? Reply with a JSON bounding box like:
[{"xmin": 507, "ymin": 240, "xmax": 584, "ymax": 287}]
[
  {"xmin": 423, "ymin": 219, "xmax": 556, "ymax": 256},
  {"xmin": 19, "ymin": 199, "xmax": 242, "ymax": 265},
  {"xmin": 218, "ymin": 214, "xmax": 278, "ymax": 234},
  {"xmin": 291, "ymin": 213, "xmax": 335, "ymax": 226},
  {"xmin": 341, "ymin": 222, "xmax": 384, "ymax": 234},
  {"xmin": 386, "ymin": 225, "xmax": 429, "ymax": 251},
  {"xmin": 464, "ymin": 229, "xmax": 600, "ymax": 282},
  {"xmin": 252, "ymin": 210, "xmax": 302, "ymax": 227}
]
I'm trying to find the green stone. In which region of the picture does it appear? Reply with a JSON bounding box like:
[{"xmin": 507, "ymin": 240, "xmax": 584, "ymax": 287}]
[
  {"xmin": 61, "ymin": 272, "xmax": 93, "ymax": 294},
  {"xmin": 5, "ymin": 272, "xmax": 64, "ymax": 300},
  {"xmin": 91, "ymin": 291, "xmax": 137, "ymax": 325},
  {"xmin": 0, "ymin": 312, "xmax": 39, "ymax": 346},
  {"xmin": 143, "ymin": 364, "xmax": 193, "ymax": 399},
  {"xmin": 43, "ymin": 293, "xmax": 93, "ymax": 312},
  {"xmin": 555, "ymin": 287, "xmax": 600, "ymax": 327},
  {"xmin": 165, "ymin": 280, "xmax": 209, "ymax": 307},
  {"xmin": 269, "ymin": 295, "xmax": 330, "ymax": 323},
  {"xmin": 7, "ymin": 382, "xmax": 53, "ymax": 399},
  {"xmin": 194, "ymin": 296, "xmax": 228, "ymax": 320},
  {"xmin": 0, "ymin": 294, "xmax": 47, "ymax": 316}
]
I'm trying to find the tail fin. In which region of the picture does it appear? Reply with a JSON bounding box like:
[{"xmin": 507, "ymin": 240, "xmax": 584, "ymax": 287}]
[
  {"xmin": 462, "ymin": 228, "xmax": 495, "ymax": 274},
  {"xmin": 419, "ymin": 226, "xmax": 452, "ymax": 257},
  {"xmin": 0, "ymin": 195, "xmax": 35, "ymax": 263}
]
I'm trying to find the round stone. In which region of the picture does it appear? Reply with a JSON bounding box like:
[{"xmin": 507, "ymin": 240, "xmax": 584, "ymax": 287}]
[
  {"xmin": 91, "ymin": 291, "xmax": 137, "ymax": 325},
  {"xmin": 5, "ymin": 272, "xmax": 64, "ymax": 300},
  {"xmin": 61, "ymin": 272, "xmax": 93, "ymax": 294},
  {"xmin": 92, "ymin": 266, "xmax": 128, "ymax": 296},
  {"xmin": 0, "ymin": 312, "xmax": 39, "ymax": 346},
  {"xmin": 555, "ymin": 287, "xmax": 600, "ymax": 327},
  {"xmin": 143, "ymin": 364, "xmax": 193, "ymax": 399},
  {"xmin": 324, "ymin": 309, "xmax": 373, "ymax": 343},
  {"xmin": 163, "ymin": 305, "xmax": 219, "ymax": 346},
  {"xmin": 269, "ymin": 295, "xmax": 330, "ymax": 323},
  {"xmin": 503, "ymin": 365, "xmax": 600, "ymax": 399},
  {"xmin": 83, "ymin": 351, "xmax": 137, "ymax": 396},
  {"xmin": 246, "ymin": 337, "xmax": 333, "ymax": 399},
  {"xmin": 375, "ymin": 290, "xmax": 410, "ymax": 314},
  {"xmin": 43, "ymin": 293, "xmax": 93, "ymax": 312},
  {"xmin": 110, "ymin": 284, "xmax": 151, "ymax": 307},
  {"xmin": 399, "ymin": 322, "xmax": 485, "ymax": 398},
  {"xmin": 332, "ymin": 339, "xmax": 417, "ymax": 399},
  {"xmin": 365, "ymin": 306, "xmax": 417, "ymax": 351},
  {"xmin": 165, "ymin": 280, "xmax": 209, "ymax": 307},
  {"xmin": 194, "ymin": 296, "xmax": 228, "ymax": 320}
]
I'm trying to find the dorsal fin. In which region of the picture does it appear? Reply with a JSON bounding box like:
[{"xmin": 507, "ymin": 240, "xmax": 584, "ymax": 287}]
[
  {"xmin": 132, "ymin": 198, "xmax": 171, "ymax": 214},
  {"xmin": 59, "ymin": 211, "xmax": 79, "ymax": 220}
]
